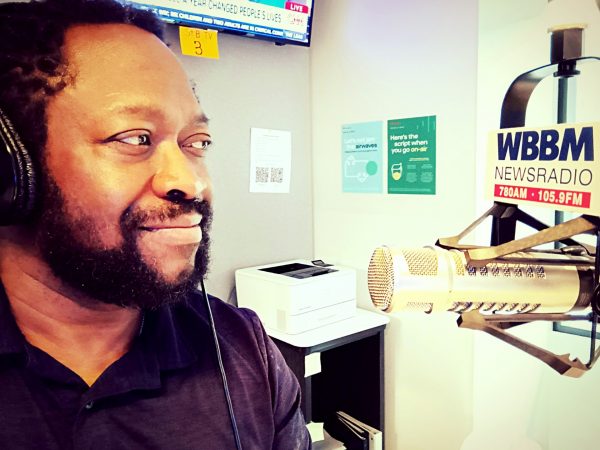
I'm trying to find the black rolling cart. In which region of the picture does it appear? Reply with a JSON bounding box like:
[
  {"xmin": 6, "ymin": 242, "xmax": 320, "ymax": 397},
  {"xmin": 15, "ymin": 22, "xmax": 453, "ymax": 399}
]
[{"xmin": 268, "ymin": 308, "xmax": 389, "ymax": 438}]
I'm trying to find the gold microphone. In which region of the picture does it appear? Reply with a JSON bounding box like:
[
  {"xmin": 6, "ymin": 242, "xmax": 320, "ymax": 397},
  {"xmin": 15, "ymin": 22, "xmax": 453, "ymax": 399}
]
[{"xmin": 368, "ymin": 246, "xmax": 595, "ymax": 315}]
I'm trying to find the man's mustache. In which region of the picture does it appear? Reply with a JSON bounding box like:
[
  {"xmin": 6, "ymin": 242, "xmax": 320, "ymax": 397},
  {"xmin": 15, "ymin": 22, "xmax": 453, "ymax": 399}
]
[{"xmin": 120, "ymin": 199, "xmax": 213, "ymax": 233}]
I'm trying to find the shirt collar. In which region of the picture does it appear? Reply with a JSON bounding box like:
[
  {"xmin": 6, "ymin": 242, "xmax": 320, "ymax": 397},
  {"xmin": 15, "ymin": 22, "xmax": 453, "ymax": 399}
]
[
  {"xmin": 143, "ymin": 290, "xmax": 213, "ymax": 371},
  {"xmin": 0, "ymin": 283, "xmax": 26, "ymax": 355},
  {"xmin": 87, "ymin": 291, "xmax": 213, "ymax": 400},
  {"xmin": 0, "ymin": 280, "xmax": 211, "ymax": 372}
]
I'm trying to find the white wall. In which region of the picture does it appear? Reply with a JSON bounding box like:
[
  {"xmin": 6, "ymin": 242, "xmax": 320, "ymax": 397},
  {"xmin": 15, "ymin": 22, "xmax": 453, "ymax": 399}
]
[
  {"xmin": 165, "ymin": 28, "xmax": 314, "ymax": 301},
  {"xmin": 310, "ymin": 1, "xmax": 479, "ymax": 448}
]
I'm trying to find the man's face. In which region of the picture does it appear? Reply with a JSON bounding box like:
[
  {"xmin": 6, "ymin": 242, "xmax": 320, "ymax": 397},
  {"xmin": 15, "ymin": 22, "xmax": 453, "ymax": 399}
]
[{"xmin": 37, "ymin": 24, "xmax": 213, "ymax": 309}]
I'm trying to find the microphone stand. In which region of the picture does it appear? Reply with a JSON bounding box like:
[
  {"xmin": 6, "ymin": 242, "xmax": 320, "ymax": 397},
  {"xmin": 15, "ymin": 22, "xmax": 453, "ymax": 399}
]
[
  {"xmin": 437, "ymin": 26, "xmax": 600, "ymax": 377},
  {"xmin": 588, "ymin": 230, "xmax": 600, "ymax": 368}
]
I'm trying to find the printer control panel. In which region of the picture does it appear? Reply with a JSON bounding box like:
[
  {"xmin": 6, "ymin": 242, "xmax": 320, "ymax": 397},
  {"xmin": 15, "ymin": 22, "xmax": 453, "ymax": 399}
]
[{"xmin": 259, "ymin": 262, "xmax": 337, "ymax": 279}]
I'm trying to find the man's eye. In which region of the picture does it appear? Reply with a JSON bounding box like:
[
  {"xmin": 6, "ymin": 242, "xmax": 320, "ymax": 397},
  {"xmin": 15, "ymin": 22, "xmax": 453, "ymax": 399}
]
[
  {"xmin": 182, "ymin": 136, "xmax": 212, "ymax": 155},
  {"xmin": 186, "ymin": 140, "xmax": 211, "ymax": 150},
  {"xmin": 118, "ymin": 133, "xmax": 152, "ymax": 146}
]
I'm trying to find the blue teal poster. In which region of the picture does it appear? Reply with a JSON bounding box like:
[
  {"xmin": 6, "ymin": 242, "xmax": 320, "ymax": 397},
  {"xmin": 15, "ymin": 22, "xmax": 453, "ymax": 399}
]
[{"xmin": 341, "ymin": 121, "xmax": 383, "ymax": 193}]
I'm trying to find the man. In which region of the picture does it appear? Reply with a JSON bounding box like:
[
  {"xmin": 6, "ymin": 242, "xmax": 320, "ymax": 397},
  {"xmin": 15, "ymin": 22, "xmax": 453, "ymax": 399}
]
[{"xmin": 0, "ymin": 0, "xmax": 310, "ymax": 448}]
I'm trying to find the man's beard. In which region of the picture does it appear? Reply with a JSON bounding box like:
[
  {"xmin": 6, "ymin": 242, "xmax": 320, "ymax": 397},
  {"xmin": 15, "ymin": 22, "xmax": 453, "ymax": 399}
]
[{"xmin": 35, "ymin": 174, "xmax": 212, "ymax": 310}]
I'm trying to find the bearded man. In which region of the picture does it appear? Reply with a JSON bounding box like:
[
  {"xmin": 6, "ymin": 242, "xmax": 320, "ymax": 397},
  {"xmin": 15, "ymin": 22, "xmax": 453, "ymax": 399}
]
[{"xmin": 0, "ymin": 0, "xmax": 310, "ymax": 448}]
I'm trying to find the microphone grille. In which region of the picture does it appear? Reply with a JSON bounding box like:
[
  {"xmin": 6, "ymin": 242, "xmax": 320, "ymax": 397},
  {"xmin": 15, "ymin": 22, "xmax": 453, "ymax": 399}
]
[
  {"xmin": 368, "ymin": 246, "xmax": 394, "ymax": 311},
  {"xmin": 401, "ymin": 248, "xmax": 438, "ymax": 276}
]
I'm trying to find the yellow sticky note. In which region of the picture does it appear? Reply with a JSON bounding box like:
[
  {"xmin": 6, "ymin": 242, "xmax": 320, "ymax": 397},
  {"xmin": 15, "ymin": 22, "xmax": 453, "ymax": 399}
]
[{"xmin": 179, "ymin": 26, "xmax": 219, "ymax": 59}]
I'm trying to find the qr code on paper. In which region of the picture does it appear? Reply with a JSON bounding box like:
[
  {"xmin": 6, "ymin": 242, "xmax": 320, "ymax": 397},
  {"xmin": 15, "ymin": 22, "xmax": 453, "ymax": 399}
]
[
  {"xmin": 255, "ymin": 167, "xmax": 269, "ymax": 183},
  {"xmin": 270, "ymin": 167, "xmax": 284, "ymax": 183}
]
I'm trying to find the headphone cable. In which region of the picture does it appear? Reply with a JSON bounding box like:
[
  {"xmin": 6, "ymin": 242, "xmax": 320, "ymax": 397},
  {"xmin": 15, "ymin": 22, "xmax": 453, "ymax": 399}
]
[{"xmin": 201, "ymin": 279, "xmax": 243, "ymax": 450}]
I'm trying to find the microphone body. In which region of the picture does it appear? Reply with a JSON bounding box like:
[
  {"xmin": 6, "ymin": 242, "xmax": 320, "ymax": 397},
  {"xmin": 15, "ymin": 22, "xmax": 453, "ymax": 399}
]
[{"xmin": 368, "ymin": 246, "xmax": 595, "ymax": 314}]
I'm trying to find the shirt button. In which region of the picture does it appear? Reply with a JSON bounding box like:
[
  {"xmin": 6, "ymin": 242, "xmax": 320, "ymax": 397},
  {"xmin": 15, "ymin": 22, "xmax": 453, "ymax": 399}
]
[{"xmin": 84, "ymin": 401, "xmax": 94, "ymax": 410}]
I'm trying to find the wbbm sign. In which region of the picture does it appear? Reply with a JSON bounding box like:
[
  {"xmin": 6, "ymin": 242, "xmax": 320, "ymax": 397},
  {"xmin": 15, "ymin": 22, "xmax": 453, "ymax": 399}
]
[{"xmin": 486, "ymin": 122, "xmax": 599, "ymax": 215}]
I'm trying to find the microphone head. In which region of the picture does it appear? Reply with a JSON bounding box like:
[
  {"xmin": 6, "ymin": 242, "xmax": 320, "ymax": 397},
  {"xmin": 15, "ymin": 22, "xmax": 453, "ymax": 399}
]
[
  {"xmin": 368, "ymin": 246, "xmax": 455, "ymax": 313},
  {"xmin": 368, "ymin": 245, "xmax": 593, "ymax": 314},
  {"xmin": 367, "ymin": 246, "xmax": 395, "ymax": 312}
]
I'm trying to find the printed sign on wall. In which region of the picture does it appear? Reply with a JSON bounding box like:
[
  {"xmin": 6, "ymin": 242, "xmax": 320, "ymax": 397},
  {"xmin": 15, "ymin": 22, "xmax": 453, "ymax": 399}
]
[
  {"xmin": 249, "ymin": 128, "xmax": 292, "ymax": 193},
  {"xmin": 486, "ymin": 122, "xmax": 599, "ymax": 215},
  {"xmin": 341, "ymin": 121, "xmax": 383, "ymax": 193},
  {"xmin": 387, "ymin": 116, "xmax": 436, "ymax": 195}
]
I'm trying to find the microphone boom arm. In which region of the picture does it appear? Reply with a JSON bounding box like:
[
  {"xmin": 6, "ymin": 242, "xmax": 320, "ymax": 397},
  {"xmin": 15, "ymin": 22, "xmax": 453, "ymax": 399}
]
[
  {"xmin": 436, "ymin": 208, "xmax": 600, "ymax": 377},
  {"xmin": 457, "ymin": 310, "xmax": 597, "ymax": 377},
  {"xmin": 437, "ymin": 203, "xmax": 598, "ymax": 263}
]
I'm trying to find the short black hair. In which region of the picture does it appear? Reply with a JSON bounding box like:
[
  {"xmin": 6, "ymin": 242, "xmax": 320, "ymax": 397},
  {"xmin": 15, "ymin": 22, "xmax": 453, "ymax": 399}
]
[{"xmin": 0, "ymin": 0, "xmax": 164, "ymax": 165}]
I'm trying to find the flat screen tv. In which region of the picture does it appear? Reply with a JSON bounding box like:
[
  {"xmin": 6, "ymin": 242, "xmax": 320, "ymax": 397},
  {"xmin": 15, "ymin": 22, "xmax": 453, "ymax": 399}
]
[{"xmin": 123, "ymin": 0, "xmax": 314, "ymax": 46}]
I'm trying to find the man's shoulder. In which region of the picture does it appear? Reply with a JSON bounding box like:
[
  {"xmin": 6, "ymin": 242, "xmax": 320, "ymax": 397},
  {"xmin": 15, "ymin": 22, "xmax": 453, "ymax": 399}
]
[
  {"xmin": 171, "ymin": 289, "xmax": 268, "ymax": 353},
  {"xmin": 143, "ymin": 289, "xmax": 269, "ymax": 371},
  {"xmin": 182, "ymin": 289, "xmax": 261, "ymax": 330}
]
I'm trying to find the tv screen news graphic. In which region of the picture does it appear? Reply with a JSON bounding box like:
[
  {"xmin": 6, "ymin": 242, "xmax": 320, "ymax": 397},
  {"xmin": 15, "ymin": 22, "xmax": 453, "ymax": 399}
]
[
  {"xmin": 123, "ymin": 0, "xmax": 314, "ymax": 46},
  {"xmin": 486, "ymin": 122, "xmax": 599, "ymax": 215}
]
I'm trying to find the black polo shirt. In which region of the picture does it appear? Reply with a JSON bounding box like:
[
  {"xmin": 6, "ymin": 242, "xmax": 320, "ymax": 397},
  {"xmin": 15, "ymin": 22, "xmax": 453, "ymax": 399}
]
[{"xmin": 0, "ymin": 284, "xmax": 310, "ymax": 449}]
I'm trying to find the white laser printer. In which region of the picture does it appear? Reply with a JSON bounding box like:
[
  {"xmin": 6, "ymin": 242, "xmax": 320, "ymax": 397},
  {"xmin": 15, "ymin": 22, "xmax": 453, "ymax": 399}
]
[{"xmin": 235, "ymin": 260, "xmax": 356, "ymax": 334}]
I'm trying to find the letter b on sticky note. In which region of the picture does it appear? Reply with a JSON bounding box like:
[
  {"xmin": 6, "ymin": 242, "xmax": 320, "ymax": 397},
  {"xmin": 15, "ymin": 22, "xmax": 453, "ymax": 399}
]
[{"xmin": 179, "ymin": 26, "xmax": 219, "ymax": 59}]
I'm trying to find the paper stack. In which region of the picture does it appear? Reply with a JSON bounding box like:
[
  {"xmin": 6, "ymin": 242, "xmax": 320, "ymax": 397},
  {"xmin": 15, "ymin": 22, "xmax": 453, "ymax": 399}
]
[{"xmin": 325, "ymin": 411, "xmax": 382, "ymax": 450}]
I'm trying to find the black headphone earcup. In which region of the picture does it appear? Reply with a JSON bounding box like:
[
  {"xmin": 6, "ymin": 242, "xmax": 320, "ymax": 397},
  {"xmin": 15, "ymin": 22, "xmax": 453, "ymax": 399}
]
[{"xmin": 0, "ymin": 108, "xmax": 36, "ymax": 225}]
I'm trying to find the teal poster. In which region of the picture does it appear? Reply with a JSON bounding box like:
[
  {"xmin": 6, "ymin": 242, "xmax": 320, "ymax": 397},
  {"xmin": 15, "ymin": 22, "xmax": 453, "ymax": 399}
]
[
  {"xmin": 387, "ymin": 116, "xmax": 436, "ymax": 195},
  {"xmin": 341, "ymin": 121, "xmax": 383, "ymax": 193}
]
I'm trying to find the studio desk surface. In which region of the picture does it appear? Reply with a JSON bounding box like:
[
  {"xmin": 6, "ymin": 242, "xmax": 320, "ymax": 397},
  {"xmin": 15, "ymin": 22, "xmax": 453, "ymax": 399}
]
[{"xmin": 268, "ymin": 308, "xmax": 390, "ymax": 433}]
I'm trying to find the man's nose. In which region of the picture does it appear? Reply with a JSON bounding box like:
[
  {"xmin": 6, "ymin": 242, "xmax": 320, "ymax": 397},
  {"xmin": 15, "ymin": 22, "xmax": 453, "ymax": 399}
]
[{"xmin": 151, "ymin": 143, "xmax": 209, "ymax": 202}]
